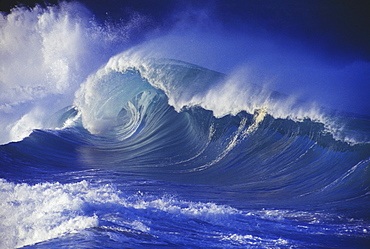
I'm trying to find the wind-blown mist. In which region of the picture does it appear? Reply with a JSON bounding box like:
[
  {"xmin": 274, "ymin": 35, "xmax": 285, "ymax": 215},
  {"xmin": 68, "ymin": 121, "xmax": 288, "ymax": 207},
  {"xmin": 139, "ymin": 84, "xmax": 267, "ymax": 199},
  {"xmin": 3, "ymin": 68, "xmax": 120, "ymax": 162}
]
[
  {"xmin": 134, "ymin": 20, "xmax": 370, "ymax": 117},
  {"xmin": 0, "ymin": 2, "xmax": 147, "ymax": 144}
]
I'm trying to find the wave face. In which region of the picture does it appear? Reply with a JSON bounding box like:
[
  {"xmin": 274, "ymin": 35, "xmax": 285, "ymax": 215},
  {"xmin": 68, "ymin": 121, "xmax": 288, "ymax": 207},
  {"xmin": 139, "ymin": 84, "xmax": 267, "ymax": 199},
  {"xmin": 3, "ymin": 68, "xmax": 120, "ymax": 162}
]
[{"xmin": 1, "ymin": 2, "xmax": 370, "ymax": 248}]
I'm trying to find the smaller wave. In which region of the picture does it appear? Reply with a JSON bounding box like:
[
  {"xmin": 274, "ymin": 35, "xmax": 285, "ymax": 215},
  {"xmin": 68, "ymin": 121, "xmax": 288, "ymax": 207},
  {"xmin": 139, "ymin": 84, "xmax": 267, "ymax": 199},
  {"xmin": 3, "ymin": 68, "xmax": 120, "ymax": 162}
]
[
  {"xmin": 1, "ymin": 178, "xmax": 369, "ymax": 248},
  {"xmin": 0, "ymin": 178, "xmax": 241, "ymax": 248}
]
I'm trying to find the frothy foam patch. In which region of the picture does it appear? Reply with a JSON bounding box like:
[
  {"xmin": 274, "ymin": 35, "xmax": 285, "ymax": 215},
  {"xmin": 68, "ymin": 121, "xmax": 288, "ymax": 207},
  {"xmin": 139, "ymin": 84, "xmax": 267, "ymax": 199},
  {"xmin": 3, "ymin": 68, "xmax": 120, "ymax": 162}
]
[
  {"xmin": 1, "ymin": 178, "xmax": 368, "ymax": 247},
  {"xmin": 127, "ymin": 195, "xmax": 239, "ymax": 218},
  {"xmin": 0, "ymin": 178, "xmax": 241, "ymax": 248},
  {"xmin": 220, "ymin": 233, "xmax": 289, "ymax": 247},
  {"xmin": 0, "ymin": 179, "xmax": 100, "ymax": 248}
]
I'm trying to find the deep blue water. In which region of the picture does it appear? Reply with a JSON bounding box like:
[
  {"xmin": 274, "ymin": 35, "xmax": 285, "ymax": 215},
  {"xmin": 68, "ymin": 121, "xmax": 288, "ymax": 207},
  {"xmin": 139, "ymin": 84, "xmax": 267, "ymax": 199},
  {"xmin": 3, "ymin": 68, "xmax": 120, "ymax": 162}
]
[{"xmin": 1, "ymin": 1, "xmax": 370, "ymax": 248}]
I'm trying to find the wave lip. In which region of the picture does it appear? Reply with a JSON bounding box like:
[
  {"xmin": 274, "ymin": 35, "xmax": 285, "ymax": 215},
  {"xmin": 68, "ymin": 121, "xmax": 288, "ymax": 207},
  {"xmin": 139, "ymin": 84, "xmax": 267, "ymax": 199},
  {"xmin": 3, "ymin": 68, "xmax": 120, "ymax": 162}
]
[{"xmin": 73, "ymin": 54, "xmax": 370, "ymax": 145}]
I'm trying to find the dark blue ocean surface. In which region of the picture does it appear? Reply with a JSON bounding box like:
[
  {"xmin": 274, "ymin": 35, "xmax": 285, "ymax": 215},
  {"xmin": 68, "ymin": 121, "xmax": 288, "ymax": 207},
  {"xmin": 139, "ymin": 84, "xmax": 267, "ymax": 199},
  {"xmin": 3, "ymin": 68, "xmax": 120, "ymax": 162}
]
[{"xmin": 1, "ymin": 1, "xmax": 370, "ymax": 248}]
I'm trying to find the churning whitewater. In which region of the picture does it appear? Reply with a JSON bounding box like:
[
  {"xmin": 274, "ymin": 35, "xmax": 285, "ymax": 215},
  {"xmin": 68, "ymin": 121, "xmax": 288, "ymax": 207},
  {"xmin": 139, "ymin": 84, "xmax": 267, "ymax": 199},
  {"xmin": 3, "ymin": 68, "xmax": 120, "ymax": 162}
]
[{"xmin": 1, "ymin": 1, "xmax": 370, "ymax": 248}]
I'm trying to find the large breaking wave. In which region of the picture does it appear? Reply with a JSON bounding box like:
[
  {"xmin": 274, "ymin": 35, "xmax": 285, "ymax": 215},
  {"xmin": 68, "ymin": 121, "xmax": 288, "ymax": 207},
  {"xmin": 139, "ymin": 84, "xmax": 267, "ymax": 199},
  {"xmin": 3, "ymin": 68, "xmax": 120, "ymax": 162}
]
[
  {"xmin": 1, "ymin": 2, "xmax": 370, "ymax": 248},
  {"xmin": 3, "ymin": 54, "xmax": 369, "ymax": 198}
]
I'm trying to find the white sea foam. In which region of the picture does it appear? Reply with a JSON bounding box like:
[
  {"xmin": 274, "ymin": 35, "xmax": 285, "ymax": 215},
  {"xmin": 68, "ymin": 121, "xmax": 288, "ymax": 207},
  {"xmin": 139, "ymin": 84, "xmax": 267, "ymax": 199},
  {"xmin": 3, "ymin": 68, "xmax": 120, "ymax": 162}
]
[
  {"xmin": 0, "ymin": 178, "xmax": 241, "ymax": 248},
  {"xmin": 0, "ymin": 179, "xmax": 100, "ymax": 248},
  {"xmin": 220, "ymin": 233, "xmax": 289, "ymax": 247},
  {"xmin": 1, "ymin": 177, "xmax": 368, "ymax": 248}
]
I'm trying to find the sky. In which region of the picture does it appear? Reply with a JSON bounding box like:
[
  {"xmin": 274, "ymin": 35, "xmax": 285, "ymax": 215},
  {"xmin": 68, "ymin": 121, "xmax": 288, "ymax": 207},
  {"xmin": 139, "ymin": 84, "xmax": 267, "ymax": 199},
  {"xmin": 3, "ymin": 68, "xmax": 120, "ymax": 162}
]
[
  {"xmin": 1, "ymin": 0, "xmax": 369, "ymax": 115},
  {"xmin": 2, "ymin": 0, "xmax": 369, "ymax": 59}
]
